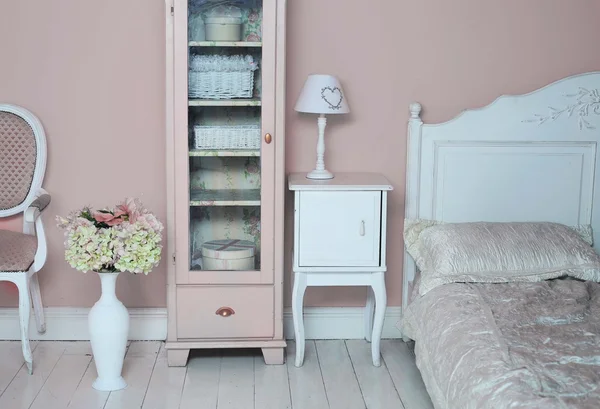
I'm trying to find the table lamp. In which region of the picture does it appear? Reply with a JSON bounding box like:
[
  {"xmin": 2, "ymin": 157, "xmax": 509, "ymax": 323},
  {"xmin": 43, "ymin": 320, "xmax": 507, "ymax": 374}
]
[{"xmin": 295, "ymin": 74, "xmax": 350, "ymax": 179}]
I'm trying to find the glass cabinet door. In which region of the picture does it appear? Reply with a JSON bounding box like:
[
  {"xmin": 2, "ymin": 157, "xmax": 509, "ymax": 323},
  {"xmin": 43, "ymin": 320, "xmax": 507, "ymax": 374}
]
[{"xmin": 174, "ymin": 0, "xmax": 275, "ymax": 284}]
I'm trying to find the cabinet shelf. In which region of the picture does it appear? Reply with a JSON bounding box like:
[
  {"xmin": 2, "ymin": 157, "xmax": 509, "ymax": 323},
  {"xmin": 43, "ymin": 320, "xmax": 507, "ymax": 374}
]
[
  {"xmin": 189, "ymin": 99, "xmax": 261, "ymax": 107},
  {"xmin": 189, "ymin": 149, "xmax": 260, "ymax": 157},
  {"xmin": 190, "ymin": 189, "xmax": 261, "ymax": 206},
  {"xmin": 189, "ymin": 41, "xmax": 262, "ymax": 47}
]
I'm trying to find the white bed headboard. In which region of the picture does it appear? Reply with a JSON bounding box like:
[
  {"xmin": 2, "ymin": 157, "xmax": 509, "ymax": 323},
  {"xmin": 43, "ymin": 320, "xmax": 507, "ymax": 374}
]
[{"xmin": 403, "ymin": 71, "xmax": 600, "ymax": 312}]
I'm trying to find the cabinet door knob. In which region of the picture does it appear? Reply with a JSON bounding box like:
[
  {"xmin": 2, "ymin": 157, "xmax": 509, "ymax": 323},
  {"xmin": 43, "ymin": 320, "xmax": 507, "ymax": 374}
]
[
  {"xmin": 265, "ymin": 133, "xmax": 272, "ymax": 144},
  {"xmin": 360, "ymin": 220, "xmax": 365, "ymax": 236},
  {"xmin": 216, "ymin": 307, "xmax": 235, "ymax": 317}
]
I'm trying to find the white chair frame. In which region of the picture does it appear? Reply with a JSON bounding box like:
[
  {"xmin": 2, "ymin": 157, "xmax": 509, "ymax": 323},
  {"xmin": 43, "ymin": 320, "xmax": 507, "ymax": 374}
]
[{"xmin": 0, "ymin": 104, "xmax": 49, "ymax": 374}]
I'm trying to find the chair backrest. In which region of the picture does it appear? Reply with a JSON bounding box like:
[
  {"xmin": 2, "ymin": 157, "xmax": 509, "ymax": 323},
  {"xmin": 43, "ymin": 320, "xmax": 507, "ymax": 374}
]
[{"xmin": 0, "ymin": 104, "xmax": 47, "ymax": 217}]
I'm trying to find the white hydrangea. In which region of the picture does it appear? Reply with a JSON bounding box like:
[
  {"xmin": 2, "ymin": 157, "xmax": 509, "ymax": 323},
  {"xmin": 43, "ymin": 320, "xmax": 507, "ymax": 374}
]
[{"xmin": 57, "ymin": 199, "xmax": 164, "ymax": 274}]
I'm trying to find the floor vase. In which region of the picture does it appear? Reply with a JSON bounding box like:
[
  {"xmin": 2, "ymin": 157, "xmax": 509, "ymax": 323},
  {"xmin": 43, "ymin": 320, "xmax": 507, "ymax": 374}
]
[{"xmin": 89, "ymin": 271, "xmax": 129, "ymax": 391}]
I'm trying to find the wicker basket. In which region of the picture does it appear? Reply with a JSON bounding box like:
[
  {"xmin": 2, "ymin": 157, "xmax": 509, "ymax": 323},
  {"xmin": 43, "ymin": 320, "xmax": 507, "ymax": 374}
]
[
  {"xmin": 194, "ymin": 125, "xmax": 261, "ymax": 150},
  {"xmin": 189, "ymin": 71, "xmax": 255, "ymax": 99}
]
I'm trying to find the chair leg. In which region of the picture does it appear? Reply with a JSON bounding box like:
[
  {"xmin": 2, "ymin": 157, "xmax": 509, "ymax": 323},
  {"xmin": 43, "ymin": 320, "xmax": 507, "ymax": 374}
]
[
  {"xmin": 17, "ymin": 275, "xmax": 33, "ymax": 374},
  {"xmin": 29, "ymin": 273, "xmax": 46, "ymax": 334}
]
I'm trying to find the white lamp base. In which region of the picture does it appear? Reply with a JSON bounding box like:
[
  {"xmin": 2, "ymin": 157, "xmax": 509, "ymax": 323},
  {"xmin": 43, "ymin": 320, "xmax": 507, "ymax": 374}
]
[
  {"xmin": 306, "ymin": 114, "xmax": 335, "ymax": 180},
  {"xmin": 306, "ymin": 169, "xmax": 334, "ymax": 180}
]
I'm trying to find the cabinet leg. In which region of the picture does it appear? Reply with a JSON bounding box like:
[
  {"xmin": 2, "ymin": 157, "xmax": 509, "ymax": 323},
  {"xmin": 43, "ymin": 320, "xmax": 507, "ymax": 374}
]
[
  {"xmin": 167, "ymin": 349, "xmax": 190, "ymax": 367},
  {"xmin": 261, "ymin": 347, "xmax": 285, "ymax": 365},
  {"xmin": 370, "ymin": 272, "xmax": 387, "ymax": 367},
  {"xmin": 364, "ymin": 286, "xmax": 375, "ymax": 342},
  {"xmin": 292, "ymin": 272, "xmax": 307, "ymax": 367}
]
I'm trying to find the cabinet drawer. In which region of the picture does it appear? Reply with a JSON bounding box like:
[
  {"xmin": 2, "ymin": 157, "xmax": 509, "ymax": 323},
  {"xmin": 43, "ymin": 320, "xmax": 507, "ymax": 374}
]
[
  {"xmin": 176, "ymin": 286, "xmax": 274, "ymax": 339},
  {"xmin": 297, "ymin": 191, "xmax": 382, "ymax": 267}
]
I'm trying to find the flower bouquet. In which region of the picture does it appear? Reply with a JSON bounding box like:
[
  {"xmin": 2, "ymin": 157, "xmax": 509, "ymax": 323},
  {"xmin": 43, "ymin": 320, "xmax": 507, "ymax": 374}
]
[
  {"xmin": 56, "ymin": 198, "xmax": 163, "ymax": 274},
  {"xmin": 56, "ymin": 198, "xmax": 163, "ymax": 392}
]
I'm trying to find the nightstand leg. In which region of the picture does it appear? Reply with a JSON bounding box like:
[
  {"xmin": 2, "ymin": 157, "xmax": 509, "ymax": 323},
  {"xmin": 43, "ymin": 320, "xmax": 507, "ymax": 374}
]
[
  {"xmin": 292, "ymin": 272, "xmax": 307, "ymax": 367},
  {"xmin": 371, "ymin": 272, "xmax": 387, "ymax": 367},
  {"xmin": 364, "ymin": 286, "xmax": 375, "ymax": 342}
]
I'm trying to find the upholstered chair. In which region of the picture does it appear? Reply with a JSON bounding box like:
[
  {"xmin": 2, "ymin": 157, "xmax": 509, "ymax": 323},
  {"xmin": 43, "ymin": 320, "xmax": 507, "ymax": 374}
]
[{"xmin": 0, "ymin": 104, "xmax": 50, "ymax": 374}]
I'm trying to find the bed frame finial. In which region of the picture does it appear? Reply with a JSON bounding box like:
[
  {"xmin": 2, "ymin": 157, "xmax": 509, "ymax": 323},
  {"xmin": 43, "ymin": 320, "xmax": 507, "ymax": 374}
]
[{"xmin": 409, "ymin": 102, "xmax": 422, "ymax": 119}]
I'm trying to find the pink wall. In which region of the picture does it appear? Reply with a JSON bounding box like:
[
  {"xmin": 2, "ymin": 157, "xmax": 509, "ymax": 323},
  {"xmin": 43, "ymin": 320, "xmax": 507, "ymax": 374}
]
[
  {"xmin": 0, "ymin": 0, "xmax": 167, "ymax": 307},
  {"xmin": 285, "ymin": 0, "xmax": 600, "ymax": 307},
  {"xmin": 1, "ymin": 0, "xmax": 600, "ymax": 308}
]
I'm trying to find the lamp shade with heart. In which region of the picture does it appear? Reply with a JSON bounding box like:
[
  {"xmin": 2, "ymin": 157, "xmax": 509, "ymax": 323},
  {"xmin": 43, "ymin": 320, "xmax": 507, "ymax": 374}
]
[{"xmin": 295, "ymin": 74, "xmax": 350, "ymax": 179}]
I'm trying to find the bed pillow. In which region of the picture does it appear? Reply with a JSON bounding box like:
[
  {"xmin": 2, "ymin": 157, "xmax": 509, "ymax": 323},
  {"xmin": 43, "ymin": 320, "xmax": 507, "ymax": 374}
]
[{"xmin": 404, "ymin": 219, "xmax": 600, "ymax": 296}]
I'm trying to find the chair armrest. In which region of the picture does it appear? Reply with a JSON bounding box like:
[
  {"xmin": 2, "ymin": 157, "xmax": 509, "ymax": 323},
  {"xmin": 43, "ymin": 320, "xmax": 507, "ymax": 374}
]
[
  {"xmin": 30, "ymin": 194, "xmax": 51, "ymax": 212},
  {"xmin": 25, "ymin": 193, "xmax": 51, "ymax": 223}
]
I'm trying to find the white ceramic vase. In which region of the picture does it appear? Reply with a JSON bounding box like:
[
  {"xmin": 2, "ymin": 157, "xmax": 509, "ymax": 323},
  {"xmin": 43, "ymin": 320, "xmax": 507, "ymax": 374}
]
[{"xmin": 88, "ymin": 271, "xmax": 129, "ymax": 391}]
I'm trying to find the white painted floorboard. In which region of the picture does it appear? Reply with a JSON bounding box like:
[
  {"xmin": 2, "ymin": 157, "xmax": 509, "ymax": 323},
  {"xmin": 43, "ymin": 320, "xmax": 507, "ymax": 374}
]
[
  {"xmin": 67, "ymin": 342, "xmax": 130, "ymax": 409},
  {"xmin": 217, "ymin": 352, "xmax": 255, "ymax": 409},
  {"xmin": 0, "ymin": 340, "xmax": 434, "ymax": 409},
  {"xmin": 287, "ymin": 341, "xmax": 330, "ymax": 409},
  {"xmin": 346, "ymin": 340, "xmax": 406, "ymax": 409},
  {"xmin": 103, "ymin": 341, "xmax": 161, "ymax": 409},
  {"xmin": 316, "ymin": 340, "xmax": 366, "ymax": 409},
  {"xmin": 141, "ymin": 343, "xmax": 187, "ymax": 409},
  {"xmin": 0, "ymin": 342, "xmax": 66, "ymax": 409},
  {"xmin": 179, "ymin": 350, "xmax": 221, "ymax": 409},
  {"xmin": 67, "ymin": 360, "xmax": 110, "ymax": 409},
  {"xmin": 0, "ymin": 341, "xmax": 37, "ymax": 396},
  {"xmin": 29, "ymin": 352, "xmax": 91, "ymax": 409},
  {"xmin": 254, "ymin": 354, "xmax": 292, "ymax": 409},
  {"xmin": 381, "ymin": 340, "xmax": 435, "ymax": 409}
]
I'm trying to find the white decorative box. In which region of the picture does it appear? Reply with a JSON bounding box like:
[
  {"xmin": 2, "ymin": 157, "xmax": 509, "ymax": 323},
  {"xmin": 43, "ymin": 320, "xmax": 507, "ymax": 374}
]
[
  {"xmin": 203, "ymin": 5, "xmax": 242, "ymax": 41},
  {"xmin": 205, "ymin": 16, "xmax": 242, "ymax": 41},
  {"xmin": 201, "ymin": 239, "xmax": 256, "ymax": 270}
]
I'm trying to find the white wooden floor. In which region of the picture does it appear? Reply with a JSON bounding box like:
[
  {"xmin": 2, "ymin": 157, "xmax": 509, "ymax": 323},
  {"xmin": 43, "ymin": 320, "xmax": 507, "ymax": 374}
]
[{"xmin": 0, "ymin": 340, "xmax": 434, "ymax": 409}]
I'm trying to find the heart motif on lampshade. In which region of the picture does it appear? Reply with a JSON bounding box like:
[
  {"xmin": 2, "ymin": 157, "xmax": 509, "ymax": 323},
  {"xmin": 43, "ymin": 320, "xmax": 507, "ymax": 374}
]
[
  {"xmin": 320, "ymin": 87, "xmax": 343, "ymax": 110},
  {"xmin": 294, "ymin": 74, "xmax": 350, "ymax": 115}
]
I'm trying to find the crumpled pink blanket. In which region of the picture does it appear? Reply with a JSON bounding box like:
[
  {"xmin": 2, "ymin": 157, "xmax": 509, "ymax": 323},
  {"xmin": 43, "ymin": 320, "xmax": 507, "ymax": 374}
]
[{"xmin": 400, "ymin": 278, "xmax": 600, "ymax": 409}]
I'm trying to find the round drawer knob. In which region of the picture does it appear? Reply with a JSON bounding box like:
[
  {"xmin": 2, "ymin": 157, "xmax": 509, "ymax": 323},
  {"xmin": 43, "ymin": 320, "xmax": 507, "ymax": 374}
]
[
  {"xmin": 216, "ymin": 307, "xmax": 235, "ymax": 317},
  {"xmin": 265, "ymin": 133, "xmax": 272, "ymax": 144}
]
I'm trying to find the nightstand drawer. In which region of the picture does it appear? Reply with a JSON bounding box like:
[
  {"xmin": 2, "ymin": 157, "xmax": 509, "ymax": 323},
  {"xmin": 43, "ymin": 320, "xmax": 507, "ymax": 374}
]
[
  {"xmin": 176, "ymin": 286, "xmax": 274, "ymax": 339},
  {"xmin": 297, "ymin": 191, "xmax": 382, "ymax": 267}
]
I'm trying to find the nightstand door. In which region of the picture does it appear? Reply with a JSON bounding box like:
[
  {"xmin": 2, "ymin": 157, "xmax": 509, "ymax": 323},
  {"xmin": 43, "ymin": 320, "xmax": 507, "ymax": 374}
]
[{"xmin": 298, "ymin": 191, "xmax": 382, "ymax": 267}]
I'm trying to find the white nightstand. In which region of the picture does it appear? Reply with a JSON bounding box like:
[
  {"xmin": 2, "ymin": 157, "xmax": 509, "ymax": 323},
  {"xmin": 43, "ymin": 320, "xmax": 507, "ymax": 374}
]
[{"xmin": 288, "ymin": 172, "xmax": 393, "ymax": 367}]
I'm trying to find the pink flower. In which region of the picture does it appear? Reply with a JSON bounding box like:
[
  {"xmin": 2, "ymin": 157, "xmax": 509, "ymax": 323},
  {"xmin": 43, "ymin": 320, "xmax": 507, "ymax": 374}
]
[
  {"xmin": 248, "ymin": 11, "xmax": 259, "ymax": 23},
  {"xmin": 106, "ymin": 217, "xmax": 124, "ymax": 226},
  {"xmin": 246, "ymin": 33, "xmax": 260, "ymax": 42},
  {"xmin": 94, "ymin": 211, "xmax": 116, "ymax": 223},
  {"xmin": 117, "ymin": 198, "xmax": 141, "ymax": 223}
]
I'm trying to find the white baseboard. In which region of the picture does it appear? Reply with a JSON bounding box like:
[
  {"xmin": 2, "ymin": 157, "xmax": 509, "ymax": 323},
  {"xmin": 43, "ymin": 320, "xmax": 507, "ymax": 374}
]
[
  {"xmin": 0, "ymin": 308, "xmax": 168, "ymax": 341},
  {"xmin": 283, "ymin": 307, "xmax": 402, "ymax": 340},
  {"xmin": 0, "ymin": 306, "xmax": 402, "ymax": 341}
]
